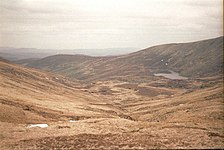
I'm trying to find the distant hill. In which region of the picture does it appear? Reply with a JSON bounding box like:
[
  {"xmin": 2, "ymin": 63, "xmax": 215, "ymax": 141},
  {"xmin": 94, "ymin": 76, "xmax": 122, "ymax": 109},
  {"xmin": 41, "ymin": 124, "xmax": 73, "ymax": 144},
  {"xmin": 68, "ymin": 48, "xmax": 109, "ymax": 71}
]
[
  {"xmin": 0, "ymin": 47, "xmax": 55, "ymax": 61},
  {"xmin": 0, "ymin": 47, "xmax": 137, "ymax": 61},
  {"xmin": 26, "ymin": 36, "xmax": 223, "ymax": 81}
]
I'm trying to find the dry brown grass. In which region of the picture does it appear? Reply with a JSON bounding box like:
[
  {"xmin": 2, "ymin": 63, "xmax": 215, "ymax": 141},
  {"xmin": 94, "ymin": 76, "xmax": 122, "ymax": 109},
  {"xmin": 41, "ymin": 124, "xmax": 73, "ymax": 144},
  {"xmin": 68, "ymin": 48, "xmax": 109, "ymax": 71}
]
[{"xmin": 0, "ymin": 60, "xmax": 223, "ymax": 149}]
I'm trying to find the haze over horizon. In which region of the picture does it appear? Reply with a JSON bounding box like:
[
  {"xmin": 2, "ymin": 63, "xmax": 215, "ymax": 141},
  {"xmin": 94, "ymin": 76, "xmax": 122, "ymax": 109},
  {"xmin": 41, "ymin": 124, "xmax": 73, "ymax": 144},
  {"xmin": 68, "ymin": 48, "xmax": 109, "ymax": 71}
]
[{"xmin": 0, "ymin": 0, "xmax": 223, "ymax": 55}]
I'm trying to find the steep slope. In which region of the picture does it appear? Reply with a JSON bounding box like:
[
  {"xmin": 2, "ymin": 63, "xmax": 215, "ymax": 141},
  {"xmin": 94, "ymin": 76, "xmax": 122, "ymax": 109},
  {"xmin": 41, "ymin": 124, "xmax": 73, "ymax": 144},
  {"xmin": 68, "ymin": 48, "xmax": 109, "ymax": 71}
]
[
  {"xmin": 26, "ymin": 36, "xmax": 223, "ymax": 82},
  {"xmin": 0, "ymin": 60, "xmax": 122, "ymax": 125}
]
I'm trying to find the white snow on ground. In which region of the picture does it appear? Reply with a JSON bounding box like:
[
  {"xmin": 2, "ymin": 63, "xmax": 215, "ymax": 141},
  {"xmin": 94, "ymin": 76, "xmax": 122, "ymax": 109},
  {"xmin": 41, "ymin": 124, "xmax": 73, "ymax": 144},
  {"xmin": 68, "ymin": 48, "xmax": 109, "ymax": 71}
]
[
  {"xmin": 27, "ymin": 124, "xmax": 48, "ymax": 128},
  {"xmin": 69, "ymin": 120, "xmax": 76, "ymax": 123}
]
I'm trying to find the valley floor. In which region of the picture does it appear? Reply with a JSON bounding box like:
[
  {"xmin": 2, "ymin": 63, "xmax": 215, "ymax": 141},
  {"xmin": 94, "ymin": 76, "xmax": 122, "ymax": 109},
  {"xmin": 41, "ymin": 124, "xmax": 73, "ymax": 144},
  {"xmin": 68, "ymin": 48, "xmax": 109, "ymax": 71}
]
[{"xmin": 0, "ymin": 61, "xmax": 223, "ymax": 149}]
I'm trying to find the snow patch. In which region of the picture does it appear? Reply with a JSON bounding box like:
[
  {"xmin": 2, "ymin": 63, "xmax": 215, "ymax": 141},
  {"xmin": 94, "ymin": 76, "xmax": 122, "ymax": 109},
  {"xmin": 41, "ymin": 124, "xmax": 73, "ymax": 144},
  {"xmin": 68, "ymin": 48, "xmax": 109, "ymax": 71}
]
[
  {"xmin": 69, "ymin": 120, "xmax": 76, "ymax": 123},
  {"xmin": 27, "ymin": 124, "xmax": 48, "ymax": 128}
]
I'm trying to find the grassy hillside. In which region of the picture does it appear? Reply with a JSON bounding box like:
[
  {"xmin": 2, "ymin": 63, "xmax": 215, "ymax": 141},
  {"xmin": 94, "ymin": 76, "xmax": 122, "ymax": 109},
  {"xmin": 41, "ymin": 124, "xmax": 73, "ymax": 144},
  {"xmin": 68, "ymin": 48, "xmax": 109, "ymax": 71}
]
[
  {"xmin": 0, "ymin": 60, "xmax": 121, "ymax": 125},
  {"xmin": 26, "ymin": 37, "xmax": 223, "ymax": 82},
  {"xmin": 126, "ymin": 36, "xmax": 223, "ymax": 76}
]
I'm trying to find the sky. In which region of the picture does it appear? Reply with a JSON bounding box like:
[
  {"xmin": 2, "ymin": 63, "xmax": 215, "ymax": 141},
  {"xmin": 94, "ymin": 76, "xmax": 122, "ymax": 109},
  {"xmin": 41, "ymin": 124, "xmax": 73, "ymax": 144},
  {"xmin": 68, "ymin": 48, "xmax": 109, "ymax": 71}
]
[{"xmin": 0, "ymin": 0, "xmax": 223, "ymax": 54}]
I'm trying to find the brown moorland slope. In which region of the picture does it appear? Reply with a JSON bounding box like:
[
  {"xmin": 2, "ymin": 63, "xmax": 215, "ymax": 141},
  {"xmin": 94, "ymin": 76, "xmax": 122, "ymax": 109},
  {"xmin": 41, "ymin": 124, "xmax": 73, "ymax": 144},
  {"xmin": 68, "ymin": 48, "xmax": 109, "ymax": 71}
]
[
  {"xmin": 0, "ymin": 60, "xmax": 130, "ymax": 125},
  {"xmin": 0, "ymin": 59, "xmax": 223, "ymax": 149}
]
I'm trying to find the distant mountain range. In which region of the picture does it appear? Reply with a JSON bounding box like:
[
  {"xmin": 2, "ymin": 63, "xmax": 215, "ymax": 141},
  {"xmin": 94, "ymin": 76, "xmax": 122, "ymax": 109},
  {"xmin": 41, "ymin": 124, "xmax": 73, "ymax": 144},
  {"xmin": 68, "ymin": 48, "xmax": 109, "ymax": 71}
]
[{"xmin": 0, "ymin": 47, "xmax": 137, "ymax": 61}]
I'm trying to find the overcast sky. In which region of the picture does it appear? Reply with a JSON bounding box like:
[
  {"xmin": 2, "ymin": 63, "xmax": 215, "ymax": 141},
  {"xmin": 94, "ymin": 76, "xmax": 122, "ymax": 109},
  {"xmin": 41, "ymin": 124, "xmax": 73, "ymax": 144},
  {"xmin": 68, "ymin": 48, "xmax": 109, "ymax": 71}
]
[{"xmin": 0, "ymin": 0, "xmax": 223, "ymax": 54}]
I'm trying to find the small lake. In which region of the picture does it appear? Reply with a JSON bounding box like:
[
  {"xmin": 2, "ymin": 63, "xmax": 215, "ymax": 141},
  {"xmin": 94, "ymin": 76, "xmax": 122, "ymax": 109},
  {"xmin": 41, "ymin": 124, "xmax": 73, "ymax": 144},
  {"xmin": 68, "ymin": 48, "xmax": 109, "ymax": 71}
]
[{"xmin": 154, "ymin": 71, "xmax": 188, "ymax": 80}]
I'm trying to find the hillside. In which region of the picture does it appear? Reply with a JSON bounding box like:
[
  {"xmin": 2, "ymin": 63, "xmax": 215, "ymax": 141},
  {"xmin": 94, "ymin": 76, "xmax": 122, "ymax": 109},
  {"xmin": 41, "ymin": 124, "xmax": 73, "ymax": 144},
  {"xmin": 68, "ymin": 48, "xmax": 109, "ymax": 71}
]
[
  {"xmin": 0, "ymin": 60, "xmax": 94, "ymax": 124},
  {"xmin": 1, "ymin": 60, "xmax": 143, "ymax": 128},
  {"xmin": 125, "ymin": 36, "xmax": 223, "ymax": 77},
  {"xmin": 27, "ymin": 54, "xmax": 116, "ymax": 81},
  {"xmin": 26, "ymin": 36, "xmax": 223, "ymax": 82}
]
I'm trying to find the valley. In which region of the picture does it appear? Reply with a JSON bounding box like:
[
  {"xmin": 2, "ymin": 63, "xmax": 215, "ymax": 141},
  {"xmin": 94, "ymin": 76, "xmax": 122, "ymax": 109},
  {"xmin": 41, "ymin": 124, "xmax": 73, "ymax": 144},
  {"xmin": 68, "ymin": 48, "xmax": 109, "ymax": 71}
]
[{"xmin": 0, "ymin": 37, "xmax": 223, "ymax": 149}]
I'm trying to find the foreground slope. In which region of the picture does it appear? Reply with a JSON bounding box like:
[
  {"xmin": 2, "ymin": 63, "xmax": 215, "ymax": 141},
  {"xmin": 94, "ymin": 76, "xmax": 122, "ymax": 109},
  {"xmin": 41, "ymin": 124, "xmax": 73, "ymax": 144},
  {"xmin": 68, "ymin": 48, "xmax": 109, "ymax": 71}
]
[
  {"xmin": 27, "ymin": 36, "xmax": 223, "ymax": 81},
  {"xmin": 0, "ymin": 60, "xmax": 127, "ymax": 148},
  {"xmin": 0, "ymin": 59, "xmax": 223, "ymax": 149},
  {"xmin": 0, "ymin": 59, "xmax": 130, "ymax": 124}
]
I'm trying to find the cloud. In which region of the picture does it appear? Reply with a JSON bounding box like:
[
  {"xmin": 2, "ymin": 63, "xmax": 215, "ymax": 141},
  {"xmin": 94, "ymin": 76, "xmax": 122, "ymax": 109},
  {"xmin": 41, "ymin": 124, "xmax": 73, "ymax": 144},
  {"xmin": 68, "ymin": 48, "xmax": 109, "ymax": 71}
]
[{"xmin": 0, "ymin": 0, "xmax": 223, "ymax": 51}]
